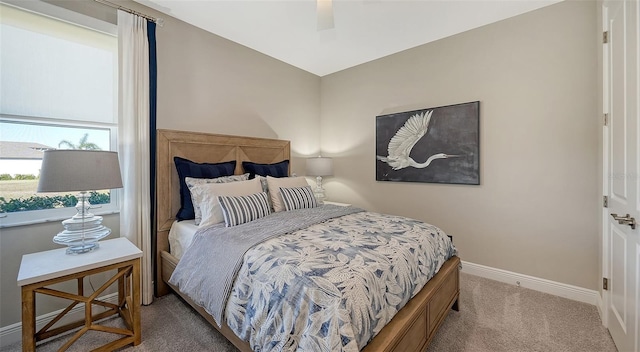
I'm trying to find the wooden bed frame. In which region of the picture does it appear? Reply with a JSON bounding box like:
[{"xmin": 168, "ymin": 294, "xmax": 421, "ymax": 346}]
[{"xmin": 155, "ymin": 129, "xmax": 460, "ymax": 352}]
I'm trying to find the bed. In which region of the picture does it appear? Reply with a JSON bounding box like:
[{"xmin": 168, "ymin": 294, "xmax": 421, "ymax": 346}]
[{"xmin": 155, "ymin": 129, "xmax": 460, "ymax": 352}]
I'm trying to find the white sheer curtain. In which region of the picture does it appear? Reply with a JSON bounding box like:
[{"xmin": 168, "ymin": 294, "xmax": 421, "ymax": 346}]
[{"xmin": 118, "ymin": 10, "xmax": 153, "ymax": 305}]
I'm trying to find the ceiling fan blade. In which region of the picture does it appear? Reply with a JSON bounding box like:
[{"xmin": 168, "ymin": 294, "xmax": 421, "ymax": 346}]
[{"xmin": 317, "ymin": 0, "xmax": 334, "ymax": 30}]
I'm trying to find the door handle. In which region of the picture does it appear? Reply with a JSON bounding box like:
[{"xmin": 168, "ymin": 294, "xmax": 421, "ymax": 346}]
[{"xmin": 611, "ymin": 213, "xmax": 637, "ymax": 230}]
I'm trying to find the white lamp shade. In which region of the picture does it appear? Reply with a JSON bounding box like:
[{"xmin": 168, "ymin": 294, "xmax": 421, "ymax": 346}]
[
  {"xmin": 38, "ymin": 150, "xmax": 123, "ymax": 192},
  {"xmin": 306, "ymin": 156, "xmax": 333, "ymax": 177}
]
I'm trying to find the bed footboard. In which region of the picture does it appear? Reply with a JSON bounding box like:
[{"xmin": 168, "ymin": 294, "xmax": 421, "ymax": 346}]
[
  {"xmin": 161, "ymin": 250, "xmax": 459, "ymax": 352},
  {"xmin": 362, "ymin": 255, "xmax": 460, "ymax": 352}
]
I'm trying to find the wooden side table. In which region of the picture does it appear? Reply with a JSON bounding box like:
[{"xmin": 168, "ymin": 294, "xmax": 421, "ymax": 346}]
[{"xmin": 17, "ymin": 237, "xmax": 143, "ymax": 351}]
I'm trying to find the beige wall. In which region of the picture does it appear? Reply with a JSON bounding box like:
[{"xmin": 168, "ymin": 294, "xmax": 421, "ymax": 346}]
[
  {"xmin": 320, "ymin": 0, "xmax": 599, "ymax": 289},
  {"xmin": 152, "ymin": 6, "xmax": 322, "ymax": 175},
  {"xmin": 0, "ymin": 0, "xmax": 320, "ymax": 332}
]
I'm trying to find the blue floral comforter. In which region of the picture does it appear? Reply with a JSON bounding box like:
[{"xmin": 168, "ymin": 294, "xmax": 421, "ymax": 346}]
[{"xmin": 224, "ymin": 210, "xmax": 457, "ymax": 352}]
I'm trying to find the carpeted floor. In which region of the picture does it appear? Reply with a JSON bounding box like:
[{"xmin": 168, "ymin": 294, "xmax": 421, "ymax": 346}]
[
  {"xmin": 426, "ymin": 274, "xmax": 616, "ymax": 352},
  {"xmin": 2, "ymin": 273, "xmax": 617, "ymax": 352}
]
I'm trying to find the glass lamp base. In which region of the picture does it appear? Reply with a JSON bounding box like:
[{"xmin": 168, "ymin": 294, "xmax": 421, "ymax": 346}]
[
  {"xmin": 314, "ymin": 176, "xmax": 326, "ymax": 204},
  {"xmin": 313, "ymin": 190, "xmax": 326, "ymax": 204},
  {"xmin": 66, "ymin": 242, "xmax": 100, "ymax": 255},
  {"xmin": 53, "ymin": 204, "xmax": 111, "ymax": 255}
]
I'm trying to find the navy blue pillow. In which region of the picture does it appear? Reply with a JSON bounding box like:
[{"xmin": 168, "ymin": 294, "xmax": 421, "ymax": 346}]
[
  {"xmin": 174, "ymin": 157, "xmax": 236, "ymax": 220},
  {"xmin": 242, "ymin": 160, "xmax": 289, "ymax": 179}
]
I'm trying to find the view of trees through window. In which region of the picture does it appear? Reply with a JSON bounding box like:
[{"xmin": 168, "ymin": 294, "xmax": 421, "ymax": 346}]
[{"xmin": 0, "ymin": 123, "xmax": 112, "ymax": 213}]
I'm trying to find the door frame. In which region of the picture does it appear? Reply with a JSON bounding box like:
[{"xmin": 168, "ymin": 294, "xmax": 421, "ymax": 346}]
[{"xmin": 600, "ymin": 1, "xmax": 610, "ymax": 328}]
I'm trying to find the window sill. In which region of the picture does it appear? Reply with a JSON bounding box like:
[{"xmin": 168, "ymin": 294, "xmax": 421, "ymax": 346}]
[{"xmin": 0, "ymin": 208, "xmax": 120, "ymax": 229}]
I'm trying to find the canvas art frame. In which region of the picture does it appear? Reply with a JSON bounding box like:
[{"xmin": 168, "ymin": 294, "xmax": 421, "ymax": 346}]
[{"xmin": 376, "ymin": 101, "xmax": 480, "ymax": 185}]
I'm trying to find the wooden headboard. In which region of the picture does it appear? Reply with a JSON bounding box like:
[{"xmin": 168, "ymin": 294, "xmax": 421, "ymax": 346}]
[{"xmin": 155, "ymin": 129, "xmax": 290, "ymax": 295}]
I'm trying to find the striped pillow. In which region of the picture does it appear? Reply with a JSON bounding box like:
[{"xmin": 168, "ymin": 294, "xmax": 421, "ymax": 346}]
[
  {"xmin": 217, "ymin": 192, "xmax": 271, "ymax": 227},
  {"xmin": 280, "ymin": 186, "xmax": 318, "ymax": 211}
]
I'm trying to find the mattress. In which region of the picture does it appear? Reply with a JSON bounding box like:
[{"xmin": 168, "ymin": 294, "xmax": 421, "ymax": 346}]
[{"xmin": 168, "ymin": 220, "xmax": 223, "ymax": 260}]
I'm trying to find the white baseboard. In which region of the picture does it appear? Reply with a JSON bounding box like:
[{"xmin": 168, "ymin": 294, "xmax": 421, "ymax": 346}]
[
  {"xmin": 461, "ymin": 260, "xmax": 600, "ymax": 306},
  {"xmin": 0, "ymin": 292, "xmax": 119, "ymax": 348},
  {"xmin": 596, "ymin": 292, "xmax": 606, "ymax": 325}
]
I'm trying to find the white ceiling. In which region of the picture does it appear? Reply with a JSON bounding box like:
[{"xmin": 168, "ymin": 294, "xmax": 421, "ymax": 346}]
[{"xmin": 134, "ymin": 0, "xmax": 562, "ymax": 77}]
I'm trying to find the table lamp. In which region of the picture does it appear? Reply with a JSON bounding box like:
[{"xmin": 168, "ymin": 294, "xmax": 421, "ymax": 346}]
[
  {"xmin": 306, "ymin": 156, "xmax": 333, "ymax": 203},
  {"xmin": 38, "ymin": 150, "xmax": 123, "ymax": 254}
]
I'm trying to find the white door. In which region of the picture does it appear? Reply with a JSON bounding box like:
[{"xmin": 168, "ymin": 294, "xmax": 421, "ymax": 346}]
[{"xmin": 603, "ymin": 1, "xmax": 639, "ymax": 351}]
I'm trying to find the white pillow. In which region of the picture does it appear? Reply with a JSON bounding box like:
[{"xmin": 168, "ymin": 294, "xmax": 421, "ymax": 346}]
[
  {"xmin": 186, "ymin": 174, "xmax": 249, "ymax": 225},
  {"xmin": 196, "ymin": 177, "xmax": 263, "ymax": 228},
  {"xmin": 266, "ymin": 176, "xmax": 310, "ymax": 212}
]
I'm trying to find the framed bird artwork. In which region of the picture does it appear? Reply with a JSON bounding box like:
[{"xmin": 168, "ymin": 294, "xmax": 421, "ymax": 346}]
[{"xmin": 376, "ymin": 101, "xmax": 479, "ymax": 185}]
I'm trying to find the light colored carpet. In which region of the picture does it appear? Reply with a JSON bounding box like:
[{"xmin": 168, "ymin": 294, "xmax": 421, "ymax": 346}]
[
  {"xmin": 426, "ymin": 274, "xmax": 617, "ymax": 352},
  {"xmin": 2, "ymin": 273, "xmax": 617, "ymax": 352}
]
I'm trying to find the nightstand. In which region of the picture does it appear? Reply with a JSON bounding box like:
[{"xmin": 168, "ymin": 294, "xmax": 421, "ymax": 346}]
[
  {"xmin": 324, "ymin": 201, "xmax": 352, "ymax": 207},
  {"xmin": 17, "ymin": 237, "xmax": 142, "ymax": 351}
]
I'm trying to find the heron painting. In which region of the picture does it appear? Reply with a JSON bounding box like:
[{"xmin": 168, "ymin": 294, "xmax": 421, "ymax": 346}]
[{"xmin": 376, "ymin": 101, "xmax": 479, "ymax": 184}]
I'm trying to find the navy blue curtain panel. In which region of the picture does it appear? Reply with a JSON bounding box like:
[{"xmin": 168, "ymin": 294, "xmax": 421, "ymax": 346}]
[{"xmin": 147, "ymin": 21, "xmax": 158, "ymax": 296}]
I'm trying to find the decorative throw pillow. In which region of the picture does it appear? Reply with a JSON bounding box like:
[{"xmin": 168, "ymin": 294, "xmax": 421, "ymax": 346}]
[
  {"xmin": 218, "ymin": 192, "xmax": 271, "ymax": 227},
  {"xmin": 256, "ymin": 176, "xmax": 273, "ymax": 209},
  {"xmin": 242, "ymin": 160, "xmax": 289, "ymax": 179},
  {"xmin": 185, "ymin": 174, "xmax": 249, "ymax": 225},
  {"xmin": 265, "ymin": 176, "xmax": 310, "ymax": 212},
  {"xmin": 197, "ymin": 178, "xmax": 263, "ymax": 228},
  {"xmin": 280, "ymin": 186, "xmax": 318, "ymax": 211},
  {"xmin": 174, "ymin": 157, "xmax": 236, "ymax": 220}
]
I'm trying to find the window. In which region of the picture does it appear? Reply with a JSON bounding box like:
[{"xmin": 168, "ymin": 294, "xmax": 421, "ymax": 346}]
[{"xmin": 0, "ymin": 2, "xmax": 118, "ymax": 227}]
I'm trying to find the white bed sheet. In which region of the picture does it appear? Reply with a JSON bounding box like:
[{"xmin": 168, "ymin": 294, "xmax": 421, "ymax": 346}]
[
  {"xmin": 168, "ymin": 220, "xmax": 198, "ymax": 260},
  {"xmin": 169, "ymin": 220, "xmax": 226, "ymax": 259}
]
